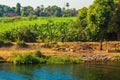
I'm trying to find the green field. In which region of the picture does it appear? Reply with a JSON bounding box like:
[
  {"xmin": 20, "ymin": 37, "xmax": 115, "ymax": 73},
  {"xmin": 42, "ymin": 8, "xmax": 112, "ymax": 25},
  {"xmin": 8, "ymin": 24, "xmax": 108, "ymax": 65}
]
[
  {"xmin": 0, "ymin": 17, "xmax": 76, "ymax": 33},
  {"xmin": 0, "ymin": 17, "xmax": 77, "ymax": 42}
]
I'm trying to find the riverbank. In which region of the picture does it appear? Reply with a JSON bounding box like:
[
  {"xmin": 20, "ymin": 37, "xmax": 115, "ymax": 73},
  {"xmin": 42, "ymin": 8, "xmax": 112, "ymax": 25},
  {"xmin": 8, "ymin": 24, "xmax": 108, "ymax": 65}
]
[{"xmin": 0, "ymin": 41, "xmax": 120, "ymax": 64}]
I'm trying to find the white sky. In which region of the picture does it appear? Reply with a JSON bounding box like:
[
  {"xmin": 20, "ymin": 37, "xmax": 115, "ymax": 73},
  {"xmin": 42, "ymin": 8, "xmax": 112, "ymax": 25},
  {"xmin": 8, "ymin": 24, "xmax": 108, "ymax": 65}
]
[{"xmin": 0, "ymin": 0, "xmax": 94, "ymax": 9}]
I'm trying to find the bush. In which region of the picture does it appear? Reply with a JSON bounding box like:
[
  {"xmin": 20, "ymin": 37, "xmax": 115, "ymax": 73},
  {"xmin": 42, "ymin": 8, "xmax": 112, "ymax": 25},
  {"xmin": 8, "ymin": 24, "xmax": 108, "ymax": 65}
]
[
  {"xmin": 0, "ymin": 57, "xmax": 5, "ymax": 62},
  {"xmin": 4, "ymin": 40, "xmax": 12, "ymax": 46},
  {"xmin": 13, "ymin": 54, "xmax": 39, "ymax": 64},
  {"xmin": 0, "ymin": 39, "xmax": 12, "ymax": 47},
  {"xmin": 115, "ymin": 56, "xmax": 120, "ymax": 61},
  {"xmin": 38, "ymin": 58, "xmax": 47, "ymax": 63},
  {"xmin": 0, "ymin": 39, "xmax": 4, "ymax": 46},
  {"xmin": 16, "ymin": 40, "xmax": 27, "ymax": 47},
  {"xmin": 34, "ymin": 50, "xmax": 43, "ymax": 57}
]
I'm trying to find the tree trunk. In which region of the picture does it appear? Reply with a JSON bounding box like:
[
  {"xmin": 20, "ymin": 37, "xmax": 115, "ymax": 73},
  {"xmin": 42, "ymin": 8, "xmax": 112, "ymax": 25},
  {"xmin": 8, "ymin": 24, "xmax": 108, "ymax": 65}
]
[
  {"xmin": 117, "ymin": 31, "xmax": 120, "ymax": 41},
  {"xmin": 100, "ymin": 39, "xmax": 103, "ymax": 50}
]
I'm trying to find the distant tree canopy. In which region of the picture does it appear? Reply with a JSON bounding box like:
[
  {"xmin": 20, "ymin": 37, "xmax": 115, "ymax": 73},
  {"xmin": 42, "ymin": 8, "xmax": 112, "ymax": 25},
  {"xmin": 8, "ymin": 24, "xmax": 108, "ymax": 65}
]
[{"xmin": 0, "ymin": 3, "xmax": 77, "ymax": 17}]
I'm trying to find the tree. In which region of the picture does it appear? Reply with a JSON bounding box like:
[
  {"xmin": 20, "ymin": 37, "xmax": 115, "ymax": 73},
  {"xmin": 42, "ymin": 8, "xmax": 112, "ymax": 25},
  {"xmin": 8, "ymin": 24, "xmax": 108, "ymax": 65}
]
[
  {"xmin": 65, "ymin": 2, "xmax": 70, "ymax": 9},
  {"xmin": 108, "ymin": 1, "xmax": 120, "ymax": 40},
  {"xmin": 51, "ymin": 5, "xmax": 62, "ymax": 17},
  {"xmin": 15, "ymin": 3, "xmax": 21, "ymax": 15},
  {"xmin": 87, "ymin": 0, "xmax": 114, "ymax": 40},
  {"xmin": 34, "ymin": 6, "xmax": 41, "ymax": 16},
  {"xmin": 70, "ymin": 7, "xmax": 90, "ymax": 41},
  {"xmin": 77, "ymin": 7, "xmax": 87, "ymax": 28},
  {"xmin": 21, "ymin": 6, "xmax": 34, "ymax": 16},
  {"xmin": 62, "ymin": 8, "xmax": 77, "ymax": 17}
]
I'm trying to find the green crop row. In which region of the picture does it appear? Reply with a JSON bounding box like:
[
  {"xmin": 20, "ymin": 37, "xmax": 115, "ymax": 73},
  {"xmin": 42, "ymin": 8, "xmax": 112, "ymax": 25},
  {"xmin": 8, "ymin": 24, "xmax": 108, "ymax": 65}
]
[
  {"xmin": 0, "ymin": 17, "xmax": 78, "ymax": 42},
  {"xmin": 0, "ymin": 17, "xmax": 76, "ymax": 33}
]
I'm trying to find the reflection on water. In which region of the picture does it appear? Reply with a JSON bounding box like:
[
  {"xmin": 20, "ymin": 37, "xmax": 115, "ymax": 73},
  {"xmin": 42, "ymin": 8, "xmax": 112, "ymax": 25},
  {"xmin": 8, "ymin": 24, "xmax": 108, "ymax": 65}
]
[{"xmin": 0, "ymin": 63, "xmax": 120, "ymax": 80}]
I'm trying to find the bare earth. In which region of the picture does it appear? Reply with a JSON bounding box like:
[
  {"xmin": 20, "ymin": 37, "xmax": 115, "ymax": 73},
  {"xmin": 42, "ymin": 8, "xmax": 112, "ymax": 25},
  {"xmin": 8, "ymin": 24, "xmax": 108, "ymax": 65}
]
[{"xmin": 0, "ymin": 41, "xmax": 120, "ymax": 61}]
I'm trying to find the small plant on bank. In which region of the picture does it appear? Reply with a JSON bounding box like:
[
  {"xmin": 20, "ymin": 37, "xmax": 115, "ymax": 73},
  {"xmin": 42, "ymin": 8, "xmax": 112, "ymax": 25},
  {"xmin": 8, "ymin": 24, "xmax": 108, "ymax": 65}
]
[
  {"xmin": 0, "ymin": 39, "xmax": 12, "ymax": 47},
  {"xmin": 13, "ymin": 54, "xmax": 39, "ymax": 64},
  {"xmin": 115, "ymin": 56, "xmax": 120, "ymax": 61},
  {"xmin": 4, "ymin": 40, "xmax": 12, "ymax": 46},
  {"xmin": 0, "ymin": 39, "xmax": 4, "ymax": 46},
  {"xmin": 0, "ymin": 57, "xmax": 5, "ymax": 62},
  {"xmin": 34, "ymin": 50, "xmax": 43, "ymax": 57},
  {"xmin": 7, "ymin": 50, "xmax": 47, "ymax": 64},
  {"xmin": 16, "ymin": 40, "xmax": 27, "ymax": 47}
]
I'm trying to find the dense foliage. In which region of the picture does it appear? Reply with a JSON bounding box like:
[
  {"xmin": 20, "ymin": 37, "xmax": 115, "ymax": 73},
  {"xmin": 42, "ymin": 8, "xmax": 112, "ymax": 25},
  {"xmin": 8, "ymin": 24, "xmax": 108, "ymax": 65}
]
[
  {"xmin": 73, "ymin": 0, "xmax": 120, "ymax": 41},
  {"xmin": 1, "ymin": 0, "xmax": 120, "ymax": 42},
  {"xmin": 0, "ymin": 17, "xmax": 77, "ymax": 42}
]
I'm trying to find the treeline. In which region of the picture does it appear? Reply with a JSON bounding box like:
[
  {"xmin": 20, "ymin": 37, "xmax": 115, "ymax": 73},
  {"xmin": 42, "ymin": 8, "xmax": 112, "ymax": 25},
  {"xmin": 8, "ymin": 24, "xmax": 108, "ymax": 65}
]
[{"xmin": 0, "ymin": 3, "xmax": 77, "ymax": 17}]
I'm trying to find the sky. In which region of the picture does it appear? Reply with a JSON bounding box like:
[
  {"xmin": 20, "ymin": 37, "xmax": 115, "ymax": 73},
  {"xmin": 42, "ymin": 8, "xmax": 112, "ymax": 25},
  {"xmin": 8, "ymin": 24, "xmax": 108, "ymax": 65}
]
[{"xmin": 0, "ymin": 0, "xmax": 94, "ymax": 9}]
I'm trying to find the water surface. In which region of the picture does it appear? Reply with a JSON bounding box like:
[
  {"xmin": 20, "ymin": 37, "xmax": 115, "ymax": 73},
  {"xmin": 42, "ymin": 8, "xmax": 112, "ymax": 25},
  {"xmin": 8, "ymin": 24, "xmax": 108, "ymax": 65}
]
[{"xmin": 0, "ymin": 63, "xmax": 120, "ymax": 80}]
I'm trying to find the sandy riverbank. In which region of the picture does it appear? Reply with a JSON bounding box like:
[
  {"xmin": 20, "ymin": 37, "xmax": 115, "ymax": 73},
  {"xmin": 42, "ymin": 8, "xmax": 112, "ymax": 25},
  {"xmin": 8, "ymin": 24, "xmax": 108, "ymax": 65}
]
[{"xmin": 0, "ymin": 41, "xmax": 120, "ymax": 62}]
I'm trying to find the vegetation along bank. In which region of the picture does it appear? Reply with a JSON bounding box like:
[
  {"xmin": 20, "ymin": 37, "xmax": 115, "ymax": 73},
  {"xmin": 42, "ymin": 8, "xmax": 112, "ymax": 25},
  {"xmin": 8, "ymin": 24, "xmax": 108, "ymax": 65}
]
[{"xmin": 1, "ymin": 0, "xmax": 120, "ymax": 64}]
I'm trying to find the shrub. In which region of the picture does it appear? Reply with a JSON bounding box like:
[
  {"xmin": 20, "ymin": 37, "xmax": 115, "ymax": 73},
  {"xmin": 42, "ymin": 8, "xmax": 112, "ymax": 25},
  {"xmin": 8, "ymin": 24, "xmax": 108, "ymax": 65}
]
[
  {"xmin": 115, "ymin": 56, "xmax": 120, "ymax": 61},
  {"xmin": 0, "ymin": 39, "xmax": 4, "ymax": 46},
  {"xmin": 38, "ymin": 58, "xmax": 47, "ymax": 63},
  {"xmin": 34, "ymin": 50, "xmax": 43, "ymax": 57},
  {"xmin": 13, "ymin": 54, "xmax": 39, "ymax": 64},
  {"xmin": 16, "ymin": 40, "xmax": 27, "ymax": 47},
  {"xmin": 4, "ymin": 40, "xmax": 12, "ymax": 46},
  {"xmin": 0, "ymin": 57, "xmax": 5, "ymax": 62}
]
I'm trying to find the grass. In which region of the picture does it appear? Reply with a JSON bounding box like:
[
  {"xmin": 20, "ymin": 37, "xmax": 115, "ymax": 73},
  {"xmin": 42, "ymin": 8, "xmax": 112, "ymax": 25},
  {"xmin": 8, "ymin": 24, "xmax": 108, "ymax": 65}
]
[
  {"xmin": 47, "ymin": 56, "xmax": 83, "ymax": 64},
  {"xmin": 13, "ymin": 54, "xmax": 40, "ymax": 64},
  {"xmin": 6, "ymin": 49, "xmax": 82, "ymax": 64}
]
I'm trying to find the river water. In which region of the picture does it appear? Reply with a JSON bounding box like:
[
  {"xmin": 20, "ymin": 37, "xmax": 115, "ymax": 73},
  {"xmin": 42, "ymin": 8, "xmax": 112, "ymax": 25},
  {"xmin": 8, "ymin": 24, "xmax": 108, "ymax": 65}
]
[{"xmin": 0, "ymin": 63, "xmax": 120, "ymax": 80}]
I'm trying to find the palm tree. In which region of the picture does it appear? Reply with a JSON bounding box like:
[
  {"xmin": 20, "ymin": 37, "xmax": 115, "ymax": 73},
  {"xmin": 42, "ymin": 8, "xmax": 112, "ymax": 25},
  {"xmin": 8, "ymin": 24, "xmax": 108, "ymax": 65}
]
[{"xmin": 65, "ymin": 2, "xmax": 70, "ymax": 9}]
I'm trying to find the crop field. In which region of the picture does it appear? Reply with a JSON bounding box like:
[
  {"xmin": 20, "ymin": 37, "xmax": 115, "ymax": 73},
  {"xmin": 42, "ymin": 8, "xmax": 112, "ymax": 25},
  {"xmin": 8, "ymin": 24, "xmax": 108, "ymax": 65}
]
[
  {"xmin": 0, "ymin": 17, "xmax": 76, "ymax": 33},
  {"xmin": 0, "ymin": 17, "xmax": 77, "ymax": 42}
]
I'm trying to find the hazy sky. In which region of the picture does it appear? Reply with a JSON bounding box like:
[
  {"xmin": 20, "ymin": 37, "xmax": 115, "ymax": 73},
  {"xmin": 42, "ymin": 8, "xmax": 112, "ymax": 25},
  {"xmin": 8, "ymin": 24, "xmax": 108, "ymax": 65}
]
[{"xmin": 0, "ymin": 0, "xmax": 94, "ymax": 9}]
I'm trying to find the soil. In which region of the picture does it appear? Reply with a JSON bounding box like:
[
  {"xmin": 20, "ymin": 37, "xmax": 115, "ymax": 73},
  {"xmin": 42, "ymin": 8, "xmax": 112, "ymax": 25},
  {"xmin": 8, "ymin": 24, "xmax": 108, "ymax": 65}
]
[{"xmin": 0, "ymin": 41, "xmax": 120, "ymax": 61}]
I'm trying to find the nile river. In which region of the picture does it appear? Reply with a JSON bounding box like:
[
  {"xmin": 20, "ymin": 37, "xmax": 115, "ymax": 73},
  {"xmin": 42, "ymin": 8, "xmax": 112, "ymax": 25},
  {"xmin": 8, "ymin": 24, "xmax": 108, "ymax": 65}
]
[{"xmin": 0, "ymin": 63, "xmax": 120, "ymax": 80}]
